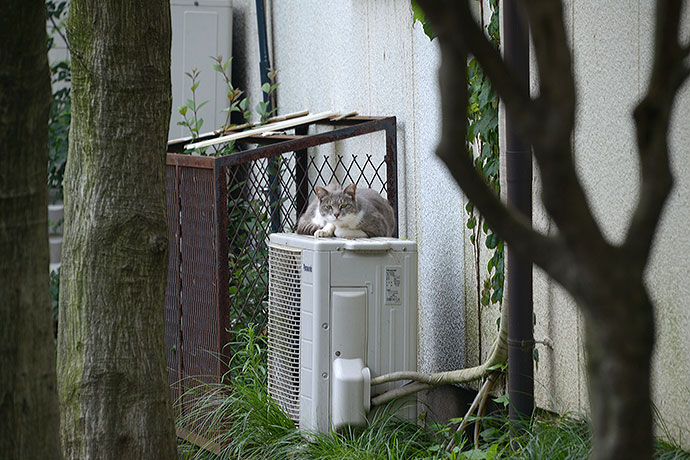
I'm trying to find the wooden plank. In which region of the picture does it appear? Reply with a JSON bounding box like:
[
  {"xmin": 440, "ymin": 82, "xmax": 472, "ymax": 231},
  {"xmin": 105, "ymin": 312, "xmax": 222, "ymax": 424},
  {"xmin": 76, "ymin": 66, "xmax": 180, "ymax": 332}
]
[
  {"xmin": 177, "ymin": 427, "xmax": 222, "ymax": 456},
  {"xmin": 185, "ymin": 111, "xmax": 338, "ymax": 150},
  {"xmin": 166, "ymin": 153, "xmax": 215, "ymax": 169}
]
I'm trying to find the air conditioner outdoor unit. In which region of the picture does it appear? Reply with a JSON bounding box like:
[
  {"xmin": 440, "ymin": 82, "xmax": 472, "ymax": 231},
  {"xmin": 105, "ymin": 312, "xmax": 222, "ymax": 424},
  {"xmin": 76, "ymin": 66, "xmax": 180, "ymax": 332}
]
[{"xmin": 267, "ymin": 233, "xmax": 418, "ymax": 432}]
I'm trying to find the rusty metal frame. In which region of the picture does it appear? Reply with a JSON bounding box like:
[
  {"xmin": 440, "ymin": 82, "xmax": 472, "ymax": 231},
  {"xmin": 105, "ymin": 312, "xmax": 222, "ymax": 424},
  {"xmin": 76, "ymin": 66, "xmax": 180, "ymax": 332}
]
[{"xmin": 165, "ymin": 116, "xmax": 398, "ymax": 444}]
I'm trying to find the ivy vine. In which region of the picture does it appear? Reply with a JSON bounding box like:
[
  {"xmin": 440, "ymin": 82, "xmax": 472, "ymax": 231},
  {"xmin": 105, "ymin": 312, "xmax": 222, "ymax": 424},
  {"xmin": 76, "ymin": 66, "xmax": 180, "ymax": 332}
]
[{"xmin": 413, "ymin": 0, "xmax": 504, "ymax": 357}]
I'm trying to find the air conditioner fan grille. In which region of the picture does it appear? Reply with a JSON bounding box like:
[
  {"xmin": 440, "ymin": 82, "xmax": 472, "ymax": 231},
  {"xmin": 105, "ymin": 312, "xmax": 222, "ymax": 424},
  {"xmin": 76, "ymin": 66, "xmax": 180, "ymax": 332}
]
[{"xmin": 267, "ymin": 244, "xmax": 302, "ymax": 425}]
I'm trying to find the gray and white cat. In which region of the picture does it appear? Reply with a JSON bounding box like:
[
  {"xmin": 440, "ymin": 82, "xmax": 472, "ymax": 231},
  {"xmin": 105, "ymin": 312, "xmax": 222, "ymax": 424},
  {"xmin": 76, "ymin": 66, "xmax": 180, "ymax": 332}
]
[{"xmin": 296, "ymin": 183, "xmax": 395, "ymax": 238}]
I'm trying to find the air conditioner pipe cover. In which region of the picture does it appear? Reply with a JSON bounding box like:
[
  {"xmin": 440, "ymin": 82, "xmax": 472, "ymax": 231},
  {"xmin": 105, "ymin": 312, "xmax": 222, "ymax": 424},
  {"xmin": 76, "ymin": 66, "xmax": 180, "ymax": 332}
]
[{"xmin": 331, "ymin": 358, "xmax": 371, "ymax": 430}]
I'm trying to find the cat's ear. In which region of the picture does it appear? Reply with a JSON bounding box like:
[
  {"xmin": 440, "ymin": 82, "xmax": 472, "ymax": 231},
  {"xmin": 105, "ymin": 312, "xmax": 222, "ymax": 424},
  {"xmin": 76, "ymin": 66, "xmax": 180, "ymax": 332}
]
[
  {"xmin": 315, "ymin": 186, "xmax": 330, "ymax": 200},
  {"xmin": 343, "ymin": 183, "xmax": 357, "ymax": 199}
]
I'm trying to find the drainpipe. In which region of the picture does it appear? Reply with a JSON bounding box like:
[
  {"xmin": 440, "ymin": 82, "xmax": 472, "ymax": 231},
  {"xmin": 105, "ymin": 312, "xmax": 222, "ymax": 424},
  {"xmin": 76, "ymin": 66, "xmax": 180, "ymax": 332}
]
[
  {"xmin": 256, "ymin": 0, "xmax": 281, "ymax": 232},
  {"xmin": 504, "ymin": 0, "xmax": 533, "ymax": 429}
]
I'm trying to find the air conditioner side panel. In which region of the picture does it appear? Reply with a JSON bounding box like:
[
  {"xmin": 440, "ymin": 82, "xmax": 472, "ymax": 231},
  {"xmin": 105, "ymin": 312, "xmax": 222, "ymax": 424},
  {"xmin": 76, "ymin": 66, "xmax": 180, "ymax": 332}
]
[
  {"xmin": 299, "ymin": 249, "xmax": 331, "ymax": 432},
  {"xmin": 329, "ymin": 248, "xmax": 418, "ymax": 418}
]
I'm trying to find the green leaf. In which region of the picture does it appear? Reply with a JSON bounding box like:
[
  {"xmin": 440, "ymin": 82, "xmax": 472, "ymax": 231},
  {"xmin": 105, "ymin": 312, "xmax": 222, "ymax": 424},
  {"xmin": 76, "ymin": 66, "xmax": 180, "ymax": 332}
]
[
  {"xmin": 467, "ymin": 216, "xmax": 476, "ymax": 229},
  {"xmin": 464, "ymin": 448, "xmax": 488, "ymax": 459},
  {"xmin": 191, "ymin": 81, "xmax": 199, "ymax": 92},
  {"xmin": 493, "ymin": 393, "xmax": 509, "ymax": 408},
  {"xmin": 485, "ymin": 233, "xmax": 498, "ymax": 249},
  {"xmin": 411, "ymin": 0, "xmax": 436, "ymax": 40},
  {"xmin": 478, "ymin": 81, "xmax": 492, "ymax": 108},
  {"xmin": 261, "ymin": 82, "xmax": 271, "ymax": 93},
  {"xmin": 197, "ymin": 100, "xmax": 209, "ymax": 110},
  {"xmin": 212, "ymin": 63, "xmax": 223, "ymax": 73},
  {"xmin": 177, "ymin": 105, "xmax": 188, "ymax": 116}
]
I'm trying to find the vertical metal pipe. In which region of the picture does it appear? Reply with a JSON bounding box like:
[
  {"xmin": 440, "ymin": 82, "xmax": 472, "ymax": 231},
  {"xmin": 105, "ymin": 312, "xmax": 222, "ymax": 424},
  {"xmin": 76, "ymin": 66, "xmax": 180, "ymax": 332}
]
[
  {"xmin": 504, "ymin": 0, "xmax": 534, "ymax": 428},
  {"xmin": 256, "ymin": 0, "xmax": 281, "ymax": 231},
  {"xmin": 294, "ymin": 125, "xmax": 309, "ymax": 218}
]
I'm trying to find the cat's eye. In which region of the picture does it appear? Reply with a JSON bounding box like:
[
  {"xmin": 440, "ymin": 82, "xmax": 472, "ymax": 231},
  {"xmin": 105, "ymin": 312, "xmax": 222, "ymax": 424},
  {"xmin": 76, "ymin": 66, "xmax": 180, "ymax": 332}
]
[
  {"xmin": 326, "ymin": 205, "xmax": 332, "ymax": 210},
  {"xmin": 340, "ymin": 204, "xmax": 347, "ymax": 209}
]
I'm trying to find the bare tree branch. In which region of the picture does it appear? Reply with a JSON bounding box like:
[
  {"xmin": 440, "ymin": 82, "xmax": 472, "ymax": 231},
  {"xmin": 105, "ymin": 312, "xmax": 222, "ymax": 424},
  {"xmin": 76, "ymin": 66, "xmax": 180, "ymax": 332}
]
[
  {"xmin": 520, "ymin": 0, "xmax": 575, "ymax": 146},
  {"xmin": 417, "ymin": 0, "xmax": 578, "ymax": 285},
  {"xmin": 508, "ymin": 0, "xmax": 612, "ymax": 269},
  {"xmin": 625, "ymin": 0, "xmax": 689, "ymax": 268},
  {"xmin": 417, "ymin": 0, "xmax": 540, "ymax": 140}
]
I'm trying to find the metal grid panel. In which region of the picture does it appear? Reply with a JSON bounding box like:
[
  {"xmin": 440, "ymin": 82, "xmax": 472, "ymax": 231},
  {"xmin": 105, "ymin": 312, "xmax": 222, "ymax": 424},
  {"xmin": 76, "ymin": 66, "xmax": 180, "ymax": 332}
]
[
  {"xmin": 267, "ymin": 244, "xmax": 302, "ymax": 424},
  {"xmin": 165, "ymin": 164, "xmax": 181, "ymax": 407},
  {"xmin": 165, "ymin": 117, "xmax": 398, "ymax": 446},
  {"xmin": 165, "ymin": 117, "xmax": 397, "ymax": 435},
  {"xmin": 179, "ymin": 167, "xmax": 219, "ymax": 384}
]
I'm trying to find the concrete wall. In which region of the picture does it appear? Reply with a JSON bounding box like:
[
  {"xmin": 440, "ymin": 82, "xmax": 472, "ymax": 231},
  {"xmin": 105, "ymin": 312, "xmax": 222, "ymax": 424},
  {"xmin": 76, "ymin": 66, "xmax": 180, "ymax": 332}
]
[
  {"xmin": 230, "ymin": 1, "xmax": 468, "ymax": 382},
  {"xmin": 527, "ymin": 0, "xmax": 690, "ymax": 446}
]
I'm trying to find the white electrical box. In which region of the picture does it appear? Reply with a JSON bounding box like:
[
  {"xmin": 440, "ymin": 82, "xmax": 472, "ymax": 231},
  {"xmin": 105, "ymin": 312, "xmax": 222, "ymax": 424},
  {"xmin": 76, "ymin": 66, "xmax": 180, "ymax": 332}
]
[
  {"xmin": 267, "ymin": 233, "xmax": 418, "ymax": 432},
  {"xmin": 169, "ymin": 0, "xmax": 233, "ymax": 140}
]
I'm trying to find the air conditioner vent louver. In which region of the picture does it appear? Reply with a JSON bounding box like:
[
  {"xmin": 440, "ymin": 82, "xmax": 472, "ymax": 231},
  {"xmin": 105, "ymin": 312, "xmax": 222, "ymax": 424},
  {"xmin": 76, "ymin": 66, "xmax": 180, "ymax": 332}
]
[{"xmin": 267, "ymin": 244, "xmax": 302, "ymax": 425}]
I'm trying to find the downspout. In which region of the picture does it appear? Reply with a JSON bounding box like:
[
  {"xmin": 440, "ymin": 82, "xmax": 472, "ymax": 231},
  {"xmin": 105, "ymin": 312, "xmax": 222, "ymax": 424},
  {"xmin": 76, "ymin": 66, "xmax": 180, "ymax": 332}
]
[
  {"xmin": 256, "ymin": 0, "xmax": 281, "ymax": 232},
  {"xmin": 503, "ymin": 0, "xmax": 534, "ymax": 428}
]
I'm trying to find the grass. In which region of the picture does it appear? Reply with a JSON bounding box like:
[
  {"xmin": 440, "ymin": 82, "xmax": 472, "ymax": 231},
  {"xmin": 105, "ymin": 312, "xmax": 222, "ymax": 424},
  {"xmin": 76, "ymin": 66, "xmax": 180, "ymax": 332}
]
[{"xmin": 176, "ymin": 326, "xmax": 690, "ymax": 460}]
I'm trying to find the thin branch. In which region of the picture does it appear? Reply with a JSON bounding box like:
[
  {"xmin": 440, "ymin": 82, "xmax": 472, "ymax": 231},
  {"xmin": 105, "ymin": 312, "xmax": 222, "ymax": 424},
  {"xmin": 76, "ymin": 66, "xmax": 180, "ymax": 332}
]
[
  {"xmin": 417, "ymin": 0, "xmax": 538, "ymax": 139},
  {"xmin": 443, "ymin": 374, "xmax": 498, "ymax": 453},
  {"xmin": 438, "ymin": 33, "xmax": 574, "ymax": 282},
  {"xmin": 519, "ymin": 0, "xmax": 575, "ymax": 144},
  {"xmin": 417, "ymin": 0, "xmax": 589, "ymax": 284},
  {"xmin": 49, "ymin": 15, "xmax": 71, "ymax": 55},
  {"xmin": 508, "ymin": 1, "xmax": 609, "ymax": 263},
  {"xmin": 473, "ymin": 373, "xmax": 498, "ymax": 449},
  {"xmin": 625, "ymin": 0, "xmax": 689, "ymax": 268}
]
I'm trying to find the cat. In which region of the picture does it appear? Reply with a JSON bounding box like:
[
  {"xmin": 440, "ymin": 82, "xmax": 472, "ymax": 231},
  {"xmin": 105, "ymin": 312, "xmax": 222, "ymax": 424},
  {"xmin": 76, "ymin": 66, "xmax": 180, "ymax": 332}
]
[{"xmin": 296, "ymin": 183, "xmax": 395, "ymax": 238}]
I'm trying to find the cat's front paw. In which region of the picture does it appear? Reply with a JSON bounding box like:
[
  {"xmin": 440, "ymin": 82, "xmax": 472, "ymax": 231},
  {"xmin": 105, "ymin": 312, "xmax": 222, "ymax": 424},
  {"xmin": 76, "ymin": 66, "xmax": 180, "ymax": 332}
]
[
  {"xmin": 314, "ymin": 223, "xmax": 335, "ymax": 238},
  {"xmin": 314, "ymin": 228, "xmax": 332, "ymax": 238}
]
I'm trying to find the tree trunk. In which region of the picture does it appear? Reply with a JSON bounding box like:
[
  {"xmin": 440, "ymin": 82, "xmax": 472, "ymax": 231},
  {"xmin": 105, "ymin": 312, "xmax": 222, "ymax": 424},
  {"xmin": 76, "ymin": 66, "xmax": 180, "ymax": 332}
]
[
  {"xmin": 582, "ymin": 284, "xmax": 655, "ymax": 460},
  {"xmin": 0, "ymin": 2, "xmax": 62, "ymax": 459},
  {"xmin": 56, "ymin": 1, "xmax": 177, "ymax": 459}
]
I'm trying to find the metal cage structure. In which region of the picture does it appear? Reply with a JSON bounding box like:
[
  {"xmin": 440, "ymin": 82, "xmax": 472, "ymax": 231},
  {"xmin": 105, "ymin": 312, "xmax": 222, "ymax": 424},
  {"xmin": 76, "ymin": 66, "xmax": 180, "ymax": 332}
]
[{"xmin": 164, "ymin": 116, "xmax": 398, "ymax": 423}]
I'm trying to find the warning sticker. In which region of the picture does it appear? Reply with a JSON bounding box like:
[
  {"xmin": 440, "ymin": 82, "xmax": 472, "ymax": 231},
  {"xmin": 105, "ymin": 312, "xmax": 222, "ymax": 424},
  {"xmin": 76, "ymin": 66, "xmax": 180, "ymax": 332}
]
[{"xmin": 385, "ymin": 267, "xmax": 402, "ymax": 304}]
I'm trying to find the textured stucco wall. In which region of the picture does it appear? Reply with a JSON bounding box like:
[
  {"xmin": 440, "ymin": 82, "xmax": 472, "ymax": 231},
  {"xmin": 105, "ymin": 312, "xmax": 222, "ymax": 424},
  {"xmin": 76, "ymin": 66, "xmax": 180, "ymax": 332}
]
[
  {"xmin": 234, "ymin": 1, "xmax": 467, "ymax": 376},
  {"xmin": 526, "ymin": 0, "xmax": 690, "ymax": 446},
  {"xmin": 232, "ymin": 1, "xmax": 690, "ymax": 442}
]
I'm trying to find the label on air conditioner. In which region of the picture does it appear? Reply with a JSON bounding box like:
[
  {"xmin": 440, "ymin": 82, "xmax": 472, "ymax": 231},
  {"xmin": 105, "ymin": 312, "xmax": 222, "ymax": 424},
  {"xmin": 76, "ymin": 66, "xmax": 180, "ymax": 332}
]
[{"xmin": 385, "ymin": 266, "xmax": 402, "ymax": 305}]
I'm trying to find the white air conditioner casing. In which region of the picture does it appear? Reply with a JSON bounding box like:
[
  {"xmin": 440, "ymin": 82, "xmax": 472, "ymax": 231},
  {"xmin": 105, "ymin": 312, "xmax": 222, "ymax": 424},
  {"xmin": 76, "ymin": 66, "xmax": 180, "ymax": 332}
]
[{"xmin": 267, "ymin": 233, "xmax": 418, "ymax": 432}]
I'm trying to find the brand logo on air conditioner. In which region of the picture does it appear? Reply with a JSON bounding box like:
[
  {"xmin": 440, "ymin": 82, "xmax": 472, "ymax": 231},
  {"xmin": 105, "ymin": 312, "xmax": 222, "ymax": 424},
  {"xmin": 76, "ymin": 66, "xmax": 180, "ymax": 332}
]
[{"xmin": 303, "ymin": 264, "xmax": 312, "ymax": 273}]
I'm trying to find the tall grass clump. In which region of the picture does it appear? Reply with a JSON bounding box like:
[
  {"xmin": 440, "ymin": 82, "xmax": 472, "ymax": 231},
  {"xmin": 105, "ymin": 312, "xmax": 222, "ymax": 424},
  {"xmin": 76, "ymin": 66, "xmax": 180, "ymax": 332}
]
[
  {"xmin": 176, "ymin": 327, "xmax": 690, "ymax": 459},
  {"xmin": 177, "ymin": 326, "xmax": 297, "ymax": 459},
  {"xmin": 176, "ymin": 326, "xmax": 443, "ymax": 460}
]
